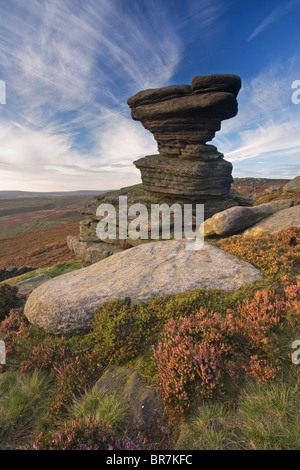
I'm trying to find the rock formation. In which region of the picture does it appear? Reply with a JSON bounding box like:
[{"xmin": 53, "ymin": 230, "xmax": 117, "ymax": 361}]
[
  {"xmin": 69, "ymin": 74, "xmax": 250, "ymax": 266},
  {"xmin": 128, "ymin": 74, "xmax": 241, "ymax": 200}
]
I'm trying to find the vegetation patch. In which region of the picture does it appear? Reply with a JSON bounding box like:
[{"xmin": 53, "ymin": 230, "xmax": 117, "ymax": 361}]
[
  {"xmin": 3, "ymin": 260, "xmax": 82, "ymax": 285},
  {"xmin": 0, "ymin": 227, "xmax": 299, "ymax": 449}
]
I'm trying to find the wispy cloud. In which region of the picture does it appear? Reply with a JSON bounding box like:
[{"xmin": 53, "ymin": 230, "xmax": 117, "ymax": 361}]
[
  {"xmin": 0, "ymin": 0, "xmax": 184, "ymax": 190},
  {"xmin": 213, "ymin": 60, "xmax": 300, "ymax": 177},
  {"xmin": 248, "ymin": 0, "xmax": 300, "ymax": 41}
]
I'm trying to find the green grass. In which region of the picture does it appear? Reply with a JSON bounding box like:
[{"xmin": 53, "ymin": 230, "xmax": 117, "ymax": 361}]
[
  {"xmin": 70, "ymin": 387, "xmax": 130, "ymax": 435},
  {"xmin": 0, "ymin": 370, "xmax": 53, "ymax": 445},
  {"xmin": 175, "ymin": 375, "xmax": 300, "ymax": 450},
  {"xmin": 3, "ymin": 260, "xmax": 82, "ymax": 285}
]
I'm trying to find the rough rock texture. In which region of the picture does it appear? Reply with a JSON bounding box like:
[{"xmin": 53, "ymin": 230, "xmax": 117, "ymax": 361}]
[
  {"xmin": 282, "ymin": 176, "xmax": 300, "ymax": 194},
  {"xmin": 201, "ymin": 200, "xmax": 295, "ymax": 237},
  {"xmin": 128, "ymin": 74, "xmax": 241, "ymax": 201},
  {"xmin": 243, "ymin": 204, "xmax": 300, "ymax": 236},
  {"xmin": 67, "ymin": 235, "xmax": 121, "ymax": 267},
  {"xmin": 96, "ymin": 365, "xmax": 168, "ymax": 441},
  {"xmin": 134, "ymin": 154, "xmax": 233, "ymax": 198},
  {"xmin": 24, "ymin": 239, "xmax": 262, "ymax": 335},
  {"xmin": 14, "ymin": 274, "xmax": 51, "ymax": 296},
  {"xmin": 76, "ymin": 183, "xmax": 251, "ymax": 266},
  {"xmin": 128, "ymin": 74, "xmax": 241, "ymax": 160}
]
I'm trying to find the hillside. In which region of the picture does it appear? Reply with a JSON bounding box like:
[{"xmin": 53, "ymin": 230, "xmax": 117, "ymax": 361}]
[
  {"xmin": 0, "ymin": 178, "xmax": 293, "ymax": 270},
  {"xmin": 0, "ymin": 223, "xmax": 79, "ymax": 269},
  {"xmin": 0, "ymin": 193, "xmax": 99, "ymax": 269},
  {"xmin": 0, "ymin": 190, "xmax": 107, "ymax": 200},
  {"xmin": 0, "ymin": 194, "xmax": 100, "ymax": 241}
]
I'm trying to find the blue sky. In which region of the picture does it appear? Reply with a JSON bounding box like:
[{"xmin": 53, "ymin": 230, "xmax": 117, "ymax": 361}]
[{"xmin": 0, "ymin": 0, "xmax": 300, "ymax": 192}]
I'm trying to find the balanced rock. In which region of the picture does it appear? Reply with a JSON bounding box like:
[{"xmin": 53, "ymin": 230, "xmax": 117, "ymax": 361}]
[
  {"xmin": 68, "ymin": 74, "xmax": 248, "ymax": 267},
  {"xmin": 201, "ymin": 199, "xmax": 294, "ymax": 237},
  {"xmin": 24, "ymin": 239, "xmax": 262, "ymax": 335},
  {"xmin": 128, "ymin": 74, "xmax": 241, "ymax": 200}
]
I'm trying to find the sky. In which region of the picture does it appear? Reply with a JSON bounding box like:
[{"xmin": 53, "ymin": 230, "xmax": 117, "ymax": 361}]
[{"xmin": 0, "ymin": 0, "xmax": 300, "ymax": 192}]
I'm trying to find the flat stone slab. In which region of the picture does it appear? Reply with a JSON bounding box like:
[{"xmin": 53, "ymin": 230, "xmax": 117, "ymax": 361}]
[{"xmin": 24, "ymin": 239, "xmax": 262, "ymax": 335}]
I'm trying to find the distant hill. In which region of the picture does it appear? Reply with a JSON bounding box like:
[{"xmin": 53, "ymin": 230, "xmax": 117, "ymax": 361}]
[
  {"xmin": 0, "ymin": 190, "xmax": 108, "ymax": 200},
  {"xmin": 0, "ymin": 193, "xmax": 102, "ymax": 241}
]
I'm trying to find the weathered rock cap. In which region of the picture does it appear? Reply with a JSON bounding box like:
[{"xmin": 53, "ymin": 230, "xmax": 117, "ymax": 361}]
[
  {"xmin": 128, "ymin": 74, "xmax": 241, "ymax": 121},
  {"xmin": 191, "ymin": 74, "xmax": 242, "ymax": 97},
  {"xmin": 129, "ymin": 91, "xmax": 238, "ymax": 121},
  {"xmin": 127, "ymin": 74, "xmax": 242, "ymax": 108},
  {"xmin": 127, "ymin": 84, "xmax": 191, "ymax": 108}
]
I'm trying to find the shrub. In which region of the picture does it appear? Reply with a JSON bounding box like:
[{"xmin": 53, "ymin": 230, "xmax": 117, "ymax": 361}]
[
  {"xmin": 47, "ymin": 351, "xmax": 103, "ymax": 422},
  {"xmin": 91, "ymin": 300, "xmax": 159, "ymax": 363},
  {"xmin": 152, "ymin": 309, "xmax": 233, "ymax": 416},
  {"xmin": 27, "ymin": 418, "xmax": 148, "ymax": 450},
  {"xmin": 19, "ymin": 337, "xmax": 68, "ymax": 373},
  {"xmin": 0, "ymin": 309, "xmax": 31, "ymax": 360},
  {"xmin": 218, "ymin": 227, "xmax": 300, "ymax": 278},
  {"xmin": 0, "ymin": 284, "xmax": 22, "ymax": 321},
  {"xmin": 283, "ymin": 275, "xmax": 300, "ymax": 330}
]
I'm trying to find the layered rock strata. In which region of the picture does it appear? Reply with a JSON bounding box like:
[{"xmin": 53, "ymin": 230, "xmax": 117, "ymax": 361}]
[
  {"xmin": 70, "ymin": 74, "xmax": 248, "ymax": 265},
  {"xmin": 127, "ymin": 73, "xmax": 241, "ymax": 200}
]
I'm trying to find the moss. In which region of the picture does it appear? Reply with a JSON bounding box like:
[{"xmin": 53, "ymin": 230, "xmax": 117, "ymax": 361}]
[{"xmin": 3, "ymin": 260, "xmax": 82, "ymax": 285}]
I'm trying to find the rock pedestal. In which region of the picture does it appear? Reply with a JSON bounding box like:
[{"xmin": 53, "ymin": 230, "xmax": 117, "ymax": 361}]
[
  {"xmin": 69, "ymin": 74, "xmax": 250, "ymax": 266},
  {"xmin": 128, "ymin": 74, "xmax": 241, "ymax": 200}
]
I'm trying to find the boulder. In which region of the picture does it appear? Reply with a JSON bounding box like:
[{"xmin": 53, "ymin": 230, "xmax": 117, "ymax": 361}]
[
  {"xmin": 282, "ymin": 176, "xmax": 300, "ymax": 194},
  {"xmin": 96, "ymin": 365, "xmax": 168, "ymax": 441},
  {"xmin": 14, "ymin": 274, "xmax": 51, "ymax": 296},
  {"xmin": 201, "ymin": 200, "xmax": 294, "ymax": 237},
  {"xmin": 67, "ymin": 235, "xmax": 121, "ymax": 267},
  {"xmin": 24, "ymin": 239, "xmax": 262, "ymax": 335},
  {"xmin": 243, "ymin": 204, "xmax": 300, "ymax": 236}
]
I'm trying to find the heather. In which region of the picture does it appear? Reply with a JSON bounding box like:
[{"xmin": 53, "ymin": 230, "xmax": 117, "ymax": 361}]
[{"xmin": 0, "ymin": 227, "xmax": 299, "ymax": 449}]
